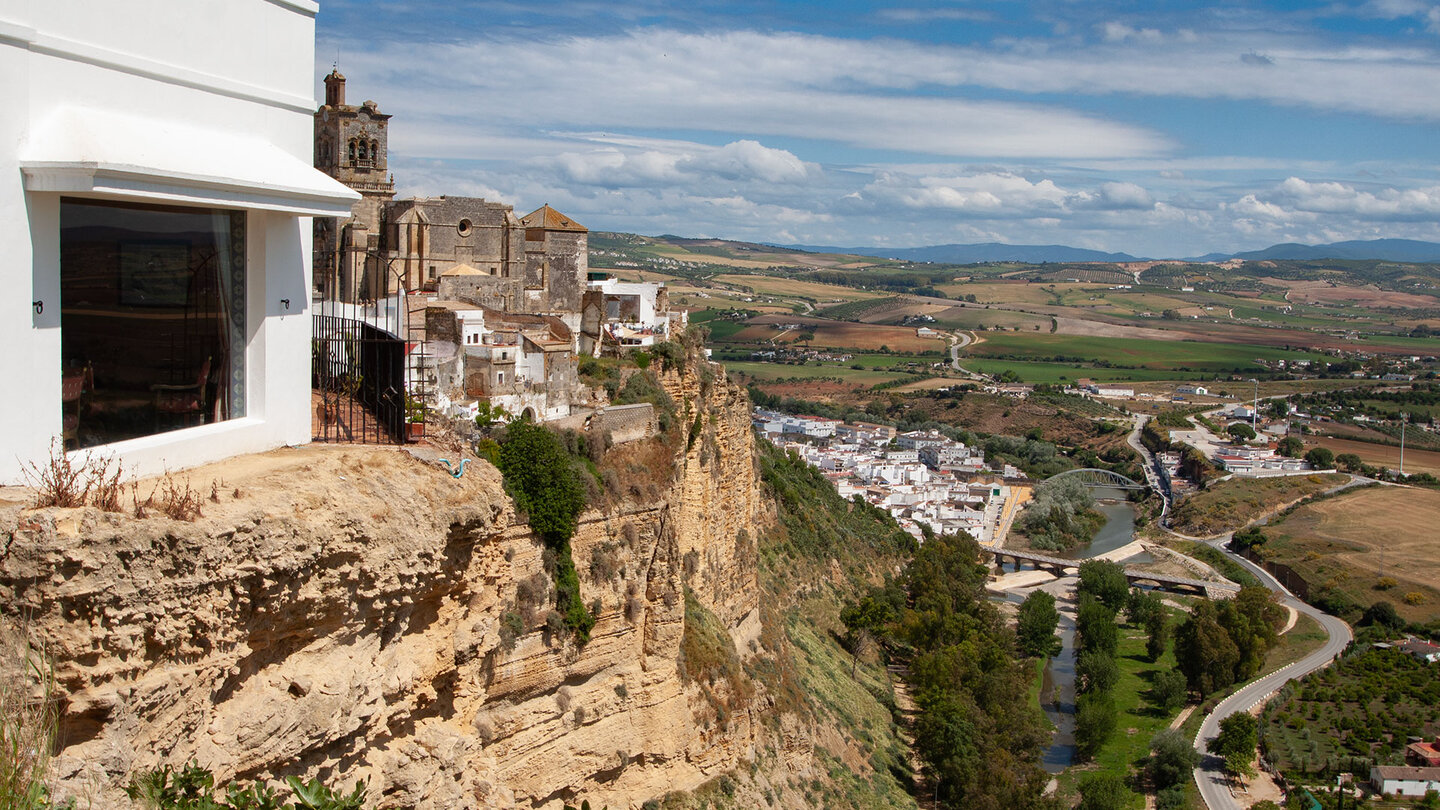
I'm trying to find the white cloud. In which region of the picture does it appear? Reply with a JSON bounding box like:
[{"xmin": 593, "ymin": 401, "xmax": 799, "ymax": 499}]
[
  {"xmin": 1270, "ymin": 176, "xmax": 1440, "ymax": 219},
  {"xmin": 1102, "ymin": 22, "xmax": 1165, "ymax": 42}
]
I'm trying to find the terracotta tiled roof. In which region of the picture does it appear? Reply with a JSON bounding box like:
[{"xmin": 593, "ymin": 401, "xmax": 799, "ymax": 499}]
[
  {"xmin": 440, "ymin": 263, "xmax": 483, "ymax": 276},
  {"xmin": 521, "ymin": 204, "xmax": 587, "ymax": 232}
]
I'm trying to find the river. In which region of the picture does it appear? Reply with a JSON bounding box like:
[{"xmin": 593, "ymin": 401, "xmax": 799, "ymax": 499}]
[{"xmin": 1031, "ymin": 488, "xmax": 1148, "ymax": 774}]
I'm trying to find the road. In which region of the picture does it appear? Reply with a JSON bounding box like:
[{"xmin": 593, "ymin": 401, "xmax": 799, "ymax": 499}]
[
  {"xmin": 1125, "ymin": 414, "xmax": 1172, "ymax": 520},
  {"xmin": 1190, "ymin": 540, "xmax": 1353, "ymax": 810},
  {"xmin": 947, "ymin": 331, "xmax": 987, "ymax": 381}
]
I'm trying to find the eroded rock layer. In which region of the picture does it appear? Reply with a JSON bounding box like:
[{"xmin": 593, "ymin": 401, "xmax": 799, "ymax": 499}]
[{"xmin": 0, "ymin": 359, "xmax": 790, "ymax": 809}]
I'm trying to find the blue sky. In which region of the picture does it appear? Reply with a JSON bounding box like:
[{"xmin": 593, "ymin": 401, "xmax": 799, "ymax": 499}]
[{"xmin": 316, "ymin": 1, "xmax": 1440, "ymax": 258}]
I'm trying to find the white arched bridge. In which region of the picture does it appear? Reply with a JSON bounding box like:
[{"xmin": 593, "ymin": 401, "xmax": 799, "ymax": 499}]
[{"xmin": 1048, "ymin": 468, "xmax": 1147, "ymax": 490}]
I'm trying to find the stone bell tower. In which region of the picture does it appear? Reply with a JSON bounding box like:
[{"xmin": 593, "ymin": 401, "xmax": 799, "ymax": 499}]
[{"xmin": 313, "ymin": 68, "xmax": 397, "ymax": 299}]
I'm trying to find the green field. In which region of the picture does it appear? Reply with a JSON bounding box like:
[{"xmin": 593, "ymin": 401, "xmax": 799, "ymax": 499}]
[
  {"xmin": 965, "ymin": 333, "xmax": 1329, "ymax": 373},
  {"xmin": 719, "ymin": 360, "xmax": 917, "ymax": 385},
  {"xmin": 960, "ymin": 359, "xmax": 1214, "ymax": 384}
]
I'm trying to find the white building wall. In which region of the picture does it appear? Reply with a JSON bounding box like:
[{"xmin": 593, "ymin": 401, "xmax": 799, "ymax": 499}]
[{"xmin": 0, "ymin": 0, "xmax": 356, "ymax": 482}]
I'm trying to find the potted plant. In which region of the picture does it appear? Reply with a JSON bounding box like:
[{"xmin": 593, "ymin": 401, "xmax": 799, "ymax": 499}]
[{"xmin": 405, "ymin": 395, "xmax": 425, "ymax": 442}]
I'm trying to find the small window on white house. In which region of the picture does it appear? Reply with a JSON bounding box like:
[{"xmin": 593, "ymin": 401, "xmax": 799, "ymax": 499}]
[{"xmin": 497, "ymin": 371, "xmax": 505, "ymax": 385}]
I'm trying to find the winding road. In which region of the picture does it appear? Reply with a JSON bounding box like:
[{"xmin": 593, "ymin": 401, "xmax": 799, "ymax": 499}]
[{"xmin": 1191, "ymin": 548, "xmax": 1352, "ymax": 810}]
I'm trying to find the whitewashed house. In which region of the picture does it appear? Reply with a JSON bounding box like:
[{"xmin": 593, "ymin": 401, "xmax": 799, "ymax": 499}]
[{"xmin": 1, "ymin": 0, "xmax": 358, "ymax": 482}]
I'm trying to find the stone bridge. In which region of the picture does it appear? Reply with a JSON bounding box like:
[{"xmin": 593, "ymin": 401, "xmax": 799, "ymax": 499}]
[{"xmin": 991, "ymin": 548, "xmax": 1242, "ymax": 599}]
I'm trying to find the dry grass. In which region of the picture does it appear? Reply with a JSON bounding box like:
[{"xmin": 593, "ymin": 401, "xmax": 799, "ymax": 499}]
[
  {"xmin": 713, "ymin": 274, "xmax": 880, "ymax": 301},
  {"xmin": 21, "ymin": 439, "xmax": 126, "ymax": 512},
  {"xmin": 0, "ymin": 625, "xmax": 60, "ymax": 809},
  {"xmin": 131, "ymin": 474, "xmax": 205, "ymax": 522},
  {"xmin": 1265, "ymin": 486, "xmax": 1440, "ymax": 612}
]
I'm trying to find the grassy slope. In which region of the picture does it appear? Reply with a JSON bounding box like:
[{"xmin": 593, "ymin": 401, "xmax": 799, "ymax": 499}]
[{"xmin": 1168, "ymin": 474, "xmax": 1350, "ymax": 537}]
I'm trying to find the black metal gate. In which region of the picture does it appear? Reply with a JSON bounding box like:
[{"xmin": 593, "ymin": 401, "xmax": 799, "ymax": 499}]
[{"xmin": 311, "ymin": 249, "xmax": 421, "ymax": 444}]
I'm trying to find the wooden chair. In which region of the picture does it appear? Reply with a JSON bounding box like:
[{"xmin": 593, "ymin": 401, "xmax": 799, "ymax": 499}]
[
  {"xmin": 61, "ymin": 367, "xmax": 90, "ymax": 448},
  {"xmin": 152, "ymin": 356, "xmax": 211, "ymax": 430}
]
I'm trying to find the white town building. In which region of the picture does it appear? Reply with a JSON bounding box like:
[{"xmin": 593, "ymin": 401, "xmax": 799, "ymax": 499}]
[{"xmin": 1, "ymin": 0, "xmax": 358, "ymax": 483}]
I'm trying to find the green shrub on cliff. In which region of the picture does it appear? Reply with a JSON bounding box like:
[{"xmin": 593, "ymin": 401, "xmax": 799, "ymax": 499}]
[{"xmin": 498, "ymin": 420, "xmax": 595, "ymax": 643}]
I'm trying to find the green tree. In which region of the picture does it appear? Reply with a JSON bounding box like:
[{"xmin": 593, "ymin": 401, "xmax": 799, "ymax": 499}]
[
  {"xmin": 1231, "ymin": 526, "xmax": 1267, "ymax": 551},
  {"xmin": 1335, "ymin": 452, "xmax": 1364, "ymax": 472},
  {"xmin": 1362, "ymin": 600, "xmax": 1404, "ymax": 631},
  {"xmin": 1017, "ymin": 590, "xmax": 1061, "ymax": 658},
  {"xmin": 1076, "ymin": 650, "xmax": 1119, "ymax": 695},
  {"xmin": 1277, "ymin": 436, "xmax": 1304, "ymax": 457},
  {"xmin": 1145, "ymin": 608, "xmax": 1170, "ymax": 662},
  {"xmin": 499, "ymin": 420, "xmax": 587, "ymax": 549},
  {"xmin": 1151, "ymin": 669, "xmax": 1187, "ymax": 711},
  {"xmin": 1148, "ymin": 729, "xmax": 1200, "ymax": 791},
  {"xmin": 1212, "ymin": 712, "xmax": 1258, "ymax": 781},
  {"xmin": 1076, "ymin": 596, "xmax": 1119, "ymax": 658},
  {"xmin": 1305, "ymin": 447, "xmax": 1335, "ymax": 470},
  {"xmin": 1078, "ymin": 772, "xmax": 1131, "ymax": 810},
  {"xmin": 1078, "ymin": 559, "xmax": 1129, "ymax": 612},
  {"xmin": 1227, "ymin": 422, "xmax": 1257, "ymax": 442},
  {"xmin": 498, "ymin": 421, "xmax": 595, "ymax": 642},
  {"xmin": 1174, "ymin": 600, "xmax": 1241, "ymax": 696},
  {"xmin": 1075, "ymin": 693, "xmax": 1118, "ymax": 761},
  {"xmin": 1127, "ymin": 588, "xmax": 1164, "ymax": 627},
  {"xmin": 1218, "ymin": 587, "xmax": 1284, "ymax": 681}
]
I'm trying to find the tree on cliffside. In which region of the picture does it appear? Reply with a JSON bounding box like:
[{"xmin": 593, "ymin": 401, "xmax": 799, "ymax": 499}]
[
  {"xmin": 498, "ymin": 421, "xmax": 595, "ymax": 642},
  {"xmin": 499, "ymin": 420, "xmax": 587, "ymax": 548}
]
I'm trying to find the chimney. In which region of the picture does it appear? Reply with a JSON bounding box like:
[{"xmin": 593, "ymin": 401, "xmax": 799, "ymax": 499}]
[{"xmin": 324, "ymin": 69, "xmax": 346, "ymax": 107}]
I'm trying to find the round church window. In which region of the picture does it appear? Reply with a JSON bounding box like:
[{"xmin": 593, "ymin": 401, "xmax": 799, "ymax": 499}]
[{"xmin": 457, "ymin": 218, "xmax": 473, "ymax": 237}]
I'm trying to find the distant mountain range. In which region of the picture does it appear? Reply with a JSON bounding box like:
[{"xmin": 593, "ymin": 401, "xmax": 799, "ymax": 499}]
[
  {"xmin": 1211, "ymin": 239, "xmax": 1440, "ymax": 263},
  {"xmin": 778, "ymin": 241, "xmax": 1142, "ymax": 264},
  {"xmin": 775, "ymin": 238, "xmax": 1440, "ymax": 265}
]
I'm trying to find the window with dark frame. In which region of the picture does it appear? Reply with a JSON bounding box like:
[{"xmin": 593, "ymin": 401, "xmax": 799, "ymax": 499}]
[{"xmin": 60, "ymin": 198, "xmax": 245, "ymax": 448}]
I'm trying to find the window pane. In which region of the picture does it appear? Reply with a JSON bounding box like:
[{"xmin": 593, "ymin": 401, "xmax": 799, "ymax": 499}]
[{"xmin": 60, "ymin": 198, "xmax": 245, "ymax": 447}]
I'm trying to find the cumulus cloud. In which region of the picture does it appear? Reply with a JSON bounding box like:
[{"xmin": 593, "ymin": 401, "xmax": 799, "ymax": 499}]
[
  {"xmin": 544, "ymin": 139, "xmax": 812, "ymax": 188},
  {"xmin": 1270, "ymin": 176, "xmax": 1440, "ymax": 219}
]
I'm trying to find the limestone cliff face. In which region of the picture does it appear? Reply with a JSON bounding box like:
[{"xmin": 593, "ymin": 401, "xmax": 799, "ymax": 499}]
[{"xmin": 0, "ymin": 357, "xmax": 782, "ymax": 809}]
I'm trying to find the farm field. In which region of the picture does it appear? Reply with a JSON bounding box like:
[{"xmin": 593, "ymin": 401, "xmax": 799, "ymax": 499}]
[
  {"xmin": 1261, "ymin": 485, "xmax": 1440, "ymax": 622},
  {"xmin": 733, "ymin": 314, "xmax": 948, "ymax": 353},
  {"xmin": 959, "ymin": 358, "xmax": 1215, "ymax": 385},
  {"xmin": 1304, "ymin": 435, "xmax": 1440, "ymax": 476},
  {"xmin": 963, "ymin": 333, "xmax": 1331, "ymax": 373},
  {"xmin": 713, "ymin": 274, "xmax": 882, "ymax": 301},
  {"xmin": 1261, "ymin": 648, "xmax": 1440, "ymax": 779},
  {"xmin": 929, "ymin": 307, "xmax": 1052, "ymax": 331},
  {"xmin": 718, "ymin": 360, "xmax": 917, "ymax": 385}
]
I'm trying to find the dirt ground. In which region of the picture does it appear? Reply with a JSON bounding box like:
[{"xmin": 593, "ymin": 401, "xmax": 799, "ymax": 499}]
[
  {"xmin": 1267, "ymin": 485, "xmax": 1440, "ymax": 596},
  {"xmin": 737, "ymin": 314, "xmax": 948, "ymax": 353},
  {"xmin": 1273, "ymin": 280, "xmax": 1440, "ymax": 309}
]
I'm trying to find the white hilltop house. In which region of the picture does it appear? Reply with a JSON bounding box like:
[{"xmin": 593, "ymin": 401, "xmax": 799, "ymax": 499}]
[{"xmin": 1, "ymin": 0, "xmax": 358, "ymax": 483}]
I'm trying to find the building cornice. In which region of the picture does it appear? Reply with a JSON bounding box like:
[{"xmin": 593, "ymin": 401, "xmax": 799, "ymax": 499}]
[{"xmin": 0, "ymin": 16, "xmax": 315, "ymax": 114}]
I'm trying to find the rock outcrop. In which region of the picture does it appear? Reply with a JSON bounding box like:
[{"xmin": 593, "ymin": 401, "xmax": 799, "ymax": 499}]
[{"xmin": 0, "ymin": 357, "xmax": 790, "ymax": 809}]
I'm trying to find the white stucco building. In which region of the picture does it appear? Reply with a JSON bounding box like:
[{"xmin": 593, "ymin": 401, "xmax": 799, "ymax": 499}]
[{"xmin": 1, "ymin": 0, "xmax": 358, "ymax": 483}]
